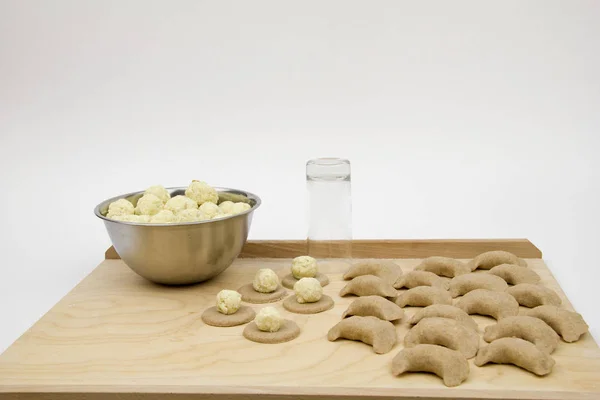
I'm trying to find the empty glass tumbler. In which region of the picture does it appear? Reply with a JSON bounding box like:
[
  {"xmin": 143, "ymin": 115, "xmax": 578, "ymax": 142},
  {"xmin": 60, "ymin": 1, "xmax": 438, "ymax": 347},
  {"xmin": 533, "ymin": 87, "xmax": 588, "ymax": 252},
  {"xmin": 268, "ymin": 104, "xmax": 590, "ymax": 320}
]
[{"xmin": 306, "ymin": 158, "xmax": 352, "ymax": 258}]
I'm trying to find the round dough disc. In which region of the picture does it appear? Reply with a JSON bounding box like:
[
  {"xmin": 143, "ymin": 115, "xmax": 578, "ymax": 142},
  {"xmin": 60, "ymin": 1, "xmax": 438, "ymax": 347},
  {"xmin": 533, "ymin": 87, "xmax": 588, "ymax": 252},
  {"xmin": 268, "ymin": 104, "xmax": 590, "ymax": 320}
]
[
  {"xmin": 283, "ymin": 294, "xmax": 334, "ymax": 314},
  {"xmin": 201, "ymin": 306, "xmax": 256, "ymax": 327},
  {"xmin": 243, "ymin": 319, "xmax": 300, "ymax": 344},
  {"xmin": 238, "ymin": 283, "xmax": 287, "ymax": 304},
  {"xmin": 281, "ymin": 272, "xmax": 330, "ymax": 289}
]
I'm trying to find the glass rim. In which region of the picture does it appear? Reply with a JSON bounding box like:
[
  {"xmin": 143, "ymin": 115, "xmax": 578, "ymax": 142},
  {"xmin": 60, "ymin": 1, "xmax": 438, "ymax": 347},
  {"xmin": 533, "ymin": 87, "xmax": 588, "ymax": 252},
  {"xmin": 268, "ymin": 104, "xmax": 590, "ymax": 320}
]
[{"xmin": 306, "ymin": 157, "xmax": 350, "ymax": 166}]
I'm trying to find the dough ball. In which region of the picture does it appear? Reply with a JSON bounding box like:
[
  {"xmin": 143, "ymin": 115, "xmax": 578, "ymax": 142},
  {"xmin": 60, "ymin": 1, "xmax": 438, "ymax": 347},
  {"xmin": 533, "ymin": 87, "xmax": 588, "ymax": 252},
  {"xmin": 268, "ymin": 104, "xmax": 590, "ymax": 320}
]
[
  {"xmin": 164, "ymin": 195, "xmax": 198, "ymax": 214},
  {"xmin": 144, "ymin": 185, "xmax": 170, "ymax": 204},
  {"xmin": 216, "ymin": 289, "xmax": 242, "ymax": 315},
  {"xmin": 199, "ymin": 202, "xmax": 221, "ymax": 218},
  {"xmin": 232, "ymin": 202, "xmax": 251, "ymax": 215},
  {"xmin": 107, "ymin": 199, "xmax": 134, "ymax": 218},
  {"xmin": 293, "ymin": 277, "xmax": 323, "ymax": 304},
  {"xmin": 185, "ymin": 180, "xmax": 218, "ymax": 206},
  {"xmin": 252, "ymin": 268, "xmax": 280, "ymax": 293},
  {"xmin": 291, "ymin": 256, "xmax": 318, "ymax": 279},
  {"xmin": 135, "ymin": 193, "xmax": 163, "ymax": 216},
  {"xmin": 178, "ymin": 209, "xmax": 202, "ymax": 222},
  {"xmin": 112, "ymin": 214, "xmax": 150, "ymax": 223},
  {"xmin": 219, "ymin": 201, "xmax": 235, "ymax": 214},
  {"xmin": 255, "ymin": 306, "xmax": 283, "ymax": 332},
  {"xmin": 150, "ymin": 209, "xmax": 178, "ymax": 224}
]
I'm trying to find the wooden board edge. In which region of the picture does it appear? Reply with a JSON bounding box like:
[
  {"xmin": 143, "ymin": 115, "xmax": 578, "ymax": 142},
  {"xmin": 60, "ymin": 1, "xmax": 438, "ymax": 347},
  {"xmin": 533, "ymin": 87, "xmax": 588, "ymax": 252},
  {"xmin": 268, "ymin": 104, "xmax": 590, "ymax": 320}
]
[
  {"xmin": 105, "ymin": 239, "xmax": 543, "ymax": 260},
  {"xmin": 105, "ymin": 246, "xmax": 120, "ymax": 260},
  {"xmin": 0, "ymin": 386, "xmax": 596, "ymax": 400},
  {"xmin": 237, "ymin": 239, "xmax": 543, "ymax": 259}
]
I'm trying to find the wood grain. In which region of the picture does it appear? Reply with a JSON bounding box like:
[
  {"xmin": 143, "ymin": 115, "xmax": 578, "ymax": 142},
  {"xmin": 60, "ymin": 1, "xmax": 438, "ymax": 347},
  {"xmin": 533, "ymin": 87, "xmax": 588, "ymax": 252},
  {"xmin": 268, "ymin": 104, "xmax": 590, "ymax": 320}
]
[
  {"xmin": 105, "ymin": 239, "xmax": 543, "ymax": 260},
  {"xmin": 0, "ymin": 256, "xmax": 597, "ymax": 400}
]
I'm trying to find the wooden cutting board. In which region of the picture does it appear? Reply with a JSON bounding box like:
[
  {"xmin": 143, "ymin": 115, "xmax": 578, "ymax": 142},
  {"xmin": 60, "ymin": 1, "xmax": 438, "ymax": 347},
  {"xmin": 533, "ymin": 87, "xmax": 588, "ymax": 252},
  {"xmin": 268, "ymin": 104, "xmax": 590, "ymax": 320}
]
[{"xmin": 0, "ymin": 239, "xmax": 599, "ymax": 400}]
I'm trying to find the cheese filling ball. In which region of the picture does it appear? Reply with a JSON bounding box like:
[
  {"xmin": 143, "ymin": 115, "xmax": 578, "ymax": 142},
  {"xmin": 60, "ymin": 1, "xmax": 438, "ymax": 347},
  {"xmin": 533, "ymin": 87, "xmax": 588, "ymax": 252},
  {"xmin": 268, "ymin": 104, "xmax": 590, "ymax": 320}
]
[
  {"xmin": 216, "ymin": 289, "xmax": 242, "ymax": 315},
  {"xmin": 232, "ymin": 202, "xmax": 251, "ymax": 214},
  {"xmin": 252, "ymin": 268, "xmax": 280, "ymax": 293},
  {"xmin": 185, "ymin": 180, "xmax": 218, "ymax": 206},
  {"xmin": 107, "ymin": 199, "xmax": 134, "ymax": 218},
  {"xmin": 294, "ymin": 277, "xmax": 323, "ymax": 303},
  {"xmin": 291, "ymin": 256, "xmax": 318, "ymax": 279},
  {"xmin": 165, "ymin": 195, "xmax": 198, "ymax": 214},
  {"xmin": 199, "ymin": 202, "xmax": 221, "ymax": 218},
  {"xmin": 212, "ymin": 212, "xmax": 232, "ymax": 220},
  {"xmin": 255, "ymin": 306, "xmax": 283, "ymax": 332},
  {"xmin": 219, "ymin": 201, "xmax": 235, "ymax": 214},
  {"xmin": 136, "ymin": 215, "xmax": 152, "ymax": 223},
  {"xmin": 144, "ymin": 185, "xmax": 170, "ymax": 204},
  {"xmin": 178, "ymin": 209, "xmax": 201, "ymax": 222},
  {"xmin": 112, "ymin": 214, "xmax": 150, "ymax": 223},
  {"xmin": 150, "ymin": 209, "xmax": 178, "ymax": 223},
  {"xmin": 135, "ymin": 193, "xmax": 164, "ymax": 216},
  {"xmin": 196, "ymin": 211, "xmax": 211, "ymax": 221}
]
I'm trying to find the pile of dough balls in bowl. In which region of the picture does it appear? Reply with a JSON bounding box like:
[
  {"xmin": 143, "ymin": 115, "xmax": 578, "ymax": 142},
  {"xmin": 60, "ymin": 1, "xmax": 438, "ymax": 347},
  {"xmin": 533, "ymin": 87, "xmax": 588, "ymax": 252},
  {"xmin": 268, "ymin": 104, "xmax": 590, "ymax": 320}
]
[{"xmin": 95, "ymin": 181, "xmax": 261, "ymax": 285}]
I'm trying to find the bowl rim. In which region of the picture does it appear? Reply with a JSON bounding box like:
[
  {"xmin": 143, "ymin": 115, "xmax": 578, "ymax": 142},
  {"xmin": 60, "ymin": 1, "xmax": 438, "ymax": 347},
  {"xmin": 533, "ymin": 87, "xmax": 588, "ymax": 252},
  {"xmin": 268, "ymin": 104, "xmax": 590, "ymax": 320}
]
[{"xmin": 94, "ymin": 186, "xmax": 261, "ymax": 226}]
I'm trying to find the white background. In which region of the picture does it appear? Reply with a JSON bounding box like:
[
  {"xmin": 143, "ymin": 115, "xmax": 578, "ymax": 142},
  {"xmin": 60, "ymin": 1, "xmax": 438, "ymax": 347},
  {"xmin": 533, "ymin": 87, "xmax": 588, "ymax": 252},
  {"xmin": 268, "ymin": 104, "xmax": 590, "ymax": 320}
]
[{"xmin": 1, "ymin": 0, "xmax": 599, "ymax": 353}]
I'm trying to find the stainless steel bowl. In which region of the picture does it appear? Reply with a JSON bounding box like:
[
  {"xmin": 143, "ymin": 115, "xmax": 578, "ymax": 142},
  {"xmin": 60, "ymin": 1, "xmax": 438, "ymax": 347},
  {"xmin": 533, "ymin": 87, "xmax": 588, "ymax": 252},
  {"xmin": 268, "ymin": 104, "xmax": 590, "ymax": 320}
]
[{"xmin": 94, "ymin": 187, "xmax": 261, "ymax": 285}]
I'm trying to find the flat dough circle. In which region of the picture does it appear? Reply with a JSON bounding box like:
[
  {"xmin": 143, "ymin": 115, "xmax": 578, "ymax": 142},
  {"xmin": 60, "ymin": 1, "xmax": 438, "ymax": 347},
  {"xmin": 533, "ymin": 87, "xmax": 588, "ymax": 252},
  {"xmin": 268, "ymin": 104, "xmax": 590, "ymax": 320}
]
[
  {"xmin": 281, "ymin": 272, "xmax": 330, "ymax": 289},
  {"xmin": 238, "ymin": 283, "xmax": 287, "ymax": 304},
  {"xmin": 201, "ymin": 306, "xmax": 256, "ymax": 327},
  {"xmin": 283, "ymin": 294, "xmax": 334, "ymax": 314},
  {"xmin": 243, "ymin": 319, "xmax": 301, "ymax": 344}
]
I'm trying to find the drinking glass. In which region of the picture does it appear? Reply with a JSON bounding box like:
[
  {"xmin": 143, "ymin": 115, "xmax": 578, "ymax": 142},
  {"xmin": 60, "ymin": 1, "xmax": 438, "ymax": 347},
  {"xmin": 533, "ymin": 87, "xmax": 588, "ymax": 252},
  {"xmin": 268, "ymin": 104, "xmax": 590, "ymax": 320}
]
[{"xmin": 306, "ymin": 158, "xmax": 352, "ymax": 258}]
